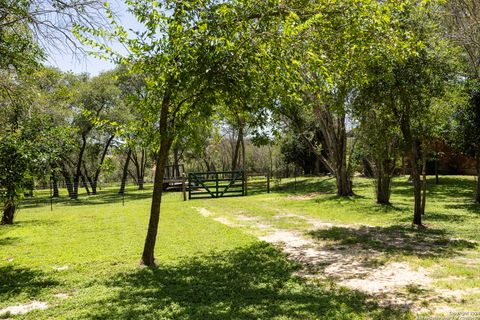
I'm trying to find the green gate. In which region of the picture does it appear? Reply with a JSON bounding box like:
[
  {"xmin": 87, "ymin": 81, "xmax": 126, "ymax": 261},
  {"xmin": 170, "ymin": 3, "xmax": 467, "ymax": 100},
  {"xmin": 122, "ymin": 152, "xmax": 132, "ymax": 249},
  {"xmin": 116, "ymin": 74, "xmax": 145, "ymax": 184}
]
[{"xmin": 188, "ymin": 171, "xmax": 245, "ymax": 199}]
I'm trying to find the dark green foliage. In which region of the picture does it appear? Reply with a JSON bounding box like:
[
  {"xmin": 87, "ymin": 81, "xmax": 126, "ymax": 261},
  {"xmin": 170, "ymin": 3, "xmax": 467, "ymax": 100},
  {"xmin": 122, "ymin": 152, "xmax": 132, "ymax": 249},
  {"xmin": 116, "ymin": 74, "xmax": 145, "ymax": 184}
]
[
  {"xmin": 0, "ymin": 133, "xmax": 30, "ymax": 202},
  {"xmin": 0, "ymin": 0, "xmax": 43, "ymax": 70},
  {"xmin": 280, "ymin": 133, "xmax": 328, "ymax": 176}
]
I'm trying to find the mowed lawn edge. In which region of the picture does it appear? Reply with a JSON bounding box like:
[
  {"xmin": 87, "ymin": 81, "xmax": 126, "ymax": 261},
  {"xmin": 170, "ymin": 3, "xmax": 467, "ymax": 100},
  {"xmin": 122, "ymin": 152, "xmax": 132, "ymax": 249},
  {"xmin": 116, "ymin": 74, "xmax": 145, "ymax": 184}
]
[{"xmin": 2, "ymin": 176, "xmax": 480, "ymax": 318}]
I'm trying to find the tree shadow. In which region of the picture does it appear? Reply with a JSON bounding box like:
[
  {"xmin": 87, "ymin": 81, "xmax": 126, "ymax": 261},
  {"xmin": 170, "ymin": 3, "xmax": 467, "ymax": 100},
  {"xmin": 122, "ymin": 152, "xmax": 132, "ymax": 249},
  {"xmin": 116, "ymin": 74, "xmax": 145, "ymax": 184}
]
[
  {"xmin": 0, "ymin": 236, "xmax": 18, "ymax": 246},
  {"xmin": 444, "ymin": 203, "xmax": 480, "ymax": 215},
  {"xmin": 0, "ymin": 265, "xmax": 58, "ymax": 303},
  {"xmin": 82, "ymin": 243, "xmax": 410, "ymax": 319},
  {"xmin": 271, "ymin": 177, "xmax": 337, "ymax": 195},
  {"xmin": 309, "ymin": 225, "xmax": 477, "ymax": 258},
  {"xmin": 391, "ymin": 177, "xmax": 475, "ymax": 201}
]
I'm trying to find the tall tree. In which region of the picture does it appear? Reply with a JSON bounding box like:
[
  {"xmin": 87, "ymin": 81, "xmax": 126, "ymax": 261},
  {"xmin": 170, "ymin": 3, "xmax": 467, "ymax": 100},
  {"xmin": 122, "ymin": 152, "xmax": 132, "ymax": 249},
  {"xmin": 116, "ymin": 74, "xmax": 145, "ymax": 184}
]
[
  {"xmin": 267, "ymin": 0, "xmax": 418, "ymax": 196},
  {"xmin": 356, "ymin": 2, "xmax": 458, "ymax": 224},
  {"xmin": 62, "ymin": 71, "xmax": 123, "ymax": 198},
  {"xmin": 445, "ymin": 0, "xmax": 480, "ymax": 203},
  {"xmin": 0, "ymin": 68, "xmax": 72, "ymax": 224},
  {"xmin": 76, "ymin": 0, "xmax": 275, "ymax": 266}
]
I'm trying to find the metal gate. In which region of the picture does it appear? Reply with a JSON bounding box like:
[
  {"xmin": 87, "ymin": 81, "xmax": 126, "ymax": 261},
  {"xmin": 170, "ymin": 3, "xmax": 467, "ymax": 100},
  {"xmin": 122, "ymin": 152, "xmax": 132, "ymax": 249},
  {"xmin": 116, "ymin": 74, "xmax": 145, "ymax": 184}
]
[{"xmin": 188, "ymin": 171, "xmax": 245, "ymax": 199}]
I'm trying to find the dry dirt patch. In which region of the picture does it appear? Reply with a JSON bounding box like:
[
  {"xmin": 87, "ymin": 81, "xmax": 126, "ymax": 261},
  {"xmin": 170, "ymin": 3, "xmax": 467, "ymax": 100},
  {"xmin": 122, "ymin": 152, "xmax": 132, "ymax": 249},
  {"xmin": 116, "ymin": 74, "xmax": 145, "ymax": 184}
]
[
  {"xmin": 0, "ymin": 301, "xmax": 48, "ymax": 316},
  {"xmin": 286, "ymin": 192, "xmax": 328, "ymax": 200},
  {"xmin": 195, "ymin": 207, "xmax": 475, "ymax": 312}
]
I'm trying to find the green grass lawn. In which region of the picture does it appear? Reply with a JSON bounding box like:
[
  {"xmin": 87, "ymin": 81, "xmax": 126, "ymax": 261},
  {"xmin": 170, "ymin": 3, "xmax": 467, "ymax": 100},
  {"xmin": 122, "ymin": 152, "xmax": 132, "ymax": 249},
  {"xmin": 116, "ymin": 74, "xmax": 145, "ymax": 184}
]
[
  {"xmin": 192, "ymin": 175, "xmax": 480, "ymax": 312},
  {"xmin": 1, "ymin": 176, "xmax": 479, "ymax": 319}
]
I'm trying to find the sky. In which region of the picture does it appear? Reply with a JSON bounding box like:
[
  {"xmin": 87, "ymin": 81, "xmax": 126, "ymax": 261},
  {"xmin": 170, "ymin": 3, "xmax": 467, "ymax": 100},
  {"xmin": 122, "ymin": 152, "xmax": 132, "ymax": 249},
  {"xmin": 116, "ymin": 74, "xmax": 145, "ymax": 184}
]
[{"xmin": 45, "ymin": 1, "xmax": 142, "ymax": 76}]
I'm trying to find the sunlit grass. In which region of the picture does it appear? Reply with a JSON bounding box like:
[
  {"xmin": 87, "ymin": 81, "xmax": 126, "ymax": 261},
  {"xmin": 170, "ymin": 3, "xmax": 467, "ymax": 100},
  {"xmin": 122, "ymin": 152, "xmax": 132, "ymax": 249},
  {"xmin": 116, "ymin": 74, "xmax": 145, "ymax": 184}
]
[
  {"xmin": 1, "ymin": 175, "xmax": 479, "ymax": 318},
  {"xmin": 0, "ymin": 182, "xmax": 412, "ymax": 319}
]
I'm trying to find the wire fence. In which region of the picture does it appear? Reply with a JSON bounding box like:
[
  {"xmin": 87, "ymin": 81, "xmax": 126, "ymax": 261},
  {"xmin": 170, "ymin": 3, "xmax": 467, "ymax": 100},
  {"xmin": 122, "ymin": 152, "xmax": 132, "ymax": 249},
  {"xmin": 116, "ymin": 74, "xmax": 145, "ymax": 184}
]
[{"xmin": 19, "ymin": 174, "xmax": 335, "ymax": 212}]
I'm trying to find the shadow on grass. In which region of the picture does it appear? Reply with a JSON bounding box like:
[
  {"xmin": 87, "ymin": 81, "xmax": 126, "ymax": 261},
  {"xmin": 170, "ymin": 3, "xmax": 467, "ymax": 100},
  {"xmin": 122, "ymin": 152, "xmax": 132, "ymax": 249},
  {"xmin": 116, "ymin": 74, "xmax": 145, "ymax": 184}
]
[
  {"xmin": 270, "ymin": 177, "xmax": 337, "ymax": 195},
  {"xmin": 392, "ymin": 177, "xmax": 475, "ymax": 201},
  {"xmin": 0, "ymin": 236, "xmax": 18, "ymax": 246},
  {"xmin": 0, "ymin": 265, "xmax": 58, "ymax": 303},
  {"xmin": 85, "ymin": 243, "xmax": 409, "ymax": 320},
  {"xmin": 309, "ymin": 225, "xmax": 477, "ymax": 258},
  {"xmin": 444, "ymin": 203, "xmax": 480, "ymax": 215}
]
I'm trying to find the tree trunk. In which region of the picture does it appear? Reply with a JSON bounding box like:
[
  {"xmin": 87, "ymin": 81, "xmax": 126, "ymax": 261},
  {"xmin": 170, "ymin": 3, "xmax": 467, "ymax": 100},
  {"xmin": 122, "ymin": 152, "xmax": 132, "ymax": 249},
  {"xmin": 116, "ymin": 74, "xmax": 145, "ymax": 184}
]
[
  {"xmin": 363, "ymin": 158, "xmax": 374, "ymax": 178},
  {"xmin": 72, "ymin": 176, "xmax": 79, "ymax": 199},
  {"xmin": 141, "ymin": 137, "xmax": 173, "ymax": 266},
  {"xmin": 241, "ymin": 132, "xmax": 246, "ymax": 170},
  {"xmin": 64, "ymin": 174, "xmax": 75, "ymax": 199},
  {"xmin": 376, "ymin": 162, "xmax": 392, "ymax": 205},
  {"xmin": 119, "ymin": 148, "xmax": 132, "ymax": 195},
  {"xmin": 336, "ymin": 169, "xmax": 353, "ymax": 196},
  {"xmin": 203, "ymin": 159, "xmax": 211, "ymax": 172},
  {"xmin": 91, "ymin": 135, "xmax": 115, "ymax": 195},
  {"xmin": 476, "ymin": 150, "xmax": 480, "ymax": 203},
  {"xmin": 173, "ymin": 145, "xmax": 180, "ymax": 177},
  {"xmin": 314, "ymin": 156, "xmax": 320, "ymax": 175},
  {"xmin": 411, "ymin": 139, "xmax": 424, "ymax": 226},
  {"xmin": 141, "ymin": 90, "xmax": 173, "ymax": 267},
  {"xmin": 421, "ymin": 161, "xmax": 427, "ymax": 215},
  {"xmin": 1, "ymin": 200, "xmax": 15, "ymax": 225},
  {"xmin": 231, "ymin": 126, "xmax": 243, "ymax": 171},
  {"xmin": 131, "ymin": 148, "xmax": 146, "ymax": 190},
  {"xmin": 87, "ymin": 176, "xmax": 95, "ymax": 194},
  {"xmin": 139, "ymin": 149, "xmax": 146, "ymax": 189},
  {"xmin": 52, "ymin": 175, "xmax": 59, "ymax": 198},
  {"xmin": 334, "ymin": 134, "xmax": 353, "ymax": 197},
  {"xmin": 72, "ymin": 134, "xmax": 88, "ymax": 199},
  {"xmin": 81, "ymin": 174, "xmax": 91, "ymax": 195}
]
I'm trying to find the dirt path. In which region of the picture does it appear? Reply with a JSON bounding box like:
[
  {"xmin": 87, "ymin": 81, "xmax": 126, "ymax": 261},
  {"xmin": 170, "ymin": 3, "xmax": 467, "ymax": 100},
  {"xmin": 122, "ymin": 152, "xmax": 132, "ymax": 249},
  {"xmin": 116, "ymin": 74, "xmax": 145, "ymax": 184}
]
[{"xmin": 195, "ymin": 207, "xmax": 475, "ymax": 314}]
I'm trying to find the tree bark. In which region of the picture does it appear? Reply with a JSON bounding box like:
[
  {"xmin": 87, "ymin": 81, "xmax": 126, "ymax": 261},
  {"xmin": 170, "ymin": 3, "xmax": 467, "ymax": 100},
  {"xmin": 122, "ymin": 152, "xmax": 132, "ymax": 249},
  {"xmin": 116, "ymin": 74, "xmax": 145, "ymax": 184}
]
[
  {"xmin": 399, "ymin": 102, "xmax": 425, "ymax": 226},
  {"xmin": 141, "ymin": 91, "xmax": 173, "ymax": 267},
  {"xmin": 421, "ymin": 160, "xmax": 427, "ymax": 215},
  {"xmin": 241, "ymin": 132, "xmax": 246, "ymax": 170},
  {"xmin": 173, "ymin": 145, "xmax": 181, "ymax": 177},
  {"xmin": 63, "ymin": 173, "xmax": 74, "ymax": 199},
  {"xmin": 139, "ymin": 149, "xmax": 145, "ymax": 190},
  {"xmin": 375, "ymin": 160, "xmax": 392, "ymax": 205},
  {"xmin": 119, "ymin": 148, "xmax": 132, "ymax": 195},
  {"xmin": 1, "ymin": 200, "xmax": 15, "ymax": 225},
  {"xmin": 131, "ymin": 148, "xmax": 146, "ymax": 190},
  {"xmin": 52, "ymin": 174, "xmax": 59, "ymax": 198},
  {"xmin": 411, "ymin": 139, "xmax": 424, "ymax": 226},
  {"xmin": 476, "ymin": 150, "xmax": 480, "ymax": 203},
  {"xmin": 336, "ymin": 169, "xmax": 353, "ymax": 196},
  {"xmin": 91, "ymin": 135, "xmax": 115, "ymax": 195},
  {"xmin": 305, "ymin": 98, "xmax": 353, "ymax": 196},
  {"xmin": 231, "ymin": 126, "xmax": 243, "ymax": 171},
  {"xmin": 141, "ymin": 139, "xmax": 172, "ymax": 266},
  {"xmin": 72, "ymin": 134, "xmax": 88, "ymax": 199},
  {"xmin": 81, "ymin": 174, "xmax": 91, "ymax": 196}
]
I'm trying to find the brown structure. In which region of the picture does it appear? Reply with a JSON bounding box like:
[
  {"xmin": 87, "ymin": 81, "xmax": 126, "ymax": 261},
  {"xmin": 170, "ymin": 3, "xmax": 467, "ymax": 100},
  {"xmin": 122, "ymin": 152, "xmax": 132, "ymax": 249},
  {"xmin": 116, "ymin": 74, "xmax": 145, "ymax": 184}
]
[{"xmin": 427, "ymin": 140, "xmax": 476, "ymax": 175}]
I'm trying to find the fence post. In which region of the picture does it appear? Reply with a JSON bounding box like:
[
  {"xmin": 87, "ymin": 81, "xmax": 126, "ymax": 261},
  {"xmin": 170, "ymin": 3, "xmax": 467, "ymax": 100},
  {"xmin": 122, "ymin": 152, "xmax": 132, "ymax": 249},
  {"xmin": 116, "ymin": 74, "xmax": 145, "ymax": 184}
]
[
  {"xmin": 244, "ymin": 171, "xmax": 248, "ymax": 196},
  {"xmin": 267, "ymin": 172, "xmax": 270, "ymax": 193},
  {"xmin": 294, "ymin": 167, "xmax": 297, "ymax": 191},
  {"xmin": 49, "ymin": 177, "xmax": 53, "ymax": 212},
  {"xmin": 182, "ymin": 173, "xmax": 187, "ymax": 202},
  {"xmin": 215, "ymin": 172, "xmax": 219, "ymax": 198}
]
